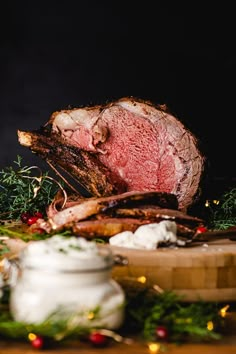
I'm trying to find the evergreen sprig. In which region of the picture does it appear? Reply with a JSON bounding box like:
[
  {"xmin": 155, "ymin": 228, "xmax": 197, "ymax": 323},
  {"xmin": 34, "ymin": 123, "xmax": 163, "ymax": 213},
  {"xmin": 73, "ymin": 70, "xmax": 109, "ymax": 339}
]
[
  {"xmin": 207, "ymin": 187, "xmax": 236, "ymax": 230},
  {"xmin": 117, "ymin": 279, "xmax": 223, "ymax": 343},
  {"xmin": 0, "ymin": 155, "xmax": 61, "ymax": 220},
  {"xmin": 143, "ymin": 296, "xmax": 222, "ymax": 342},
  {"xmin": 0, "ymin": 303, "xmax": 92, "ymax": 341}
]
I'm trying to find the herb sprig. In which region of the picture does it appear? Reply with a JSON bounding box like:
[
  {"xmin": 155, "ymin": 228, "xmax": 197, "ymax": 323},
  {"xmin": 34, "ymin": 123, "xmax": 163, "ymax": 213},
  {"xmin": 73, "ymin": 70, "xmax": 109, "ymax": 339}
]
[
  {"xmin": 119, "ymin": 279, "xmax": 222, "ymax": 343},
  {"xmin": 0, "ymin": 156, "xmax": 61, "ymax": 220},
  {"xmin": 206, "ymin": 187, "xmax": 236, "ymax": 230}
]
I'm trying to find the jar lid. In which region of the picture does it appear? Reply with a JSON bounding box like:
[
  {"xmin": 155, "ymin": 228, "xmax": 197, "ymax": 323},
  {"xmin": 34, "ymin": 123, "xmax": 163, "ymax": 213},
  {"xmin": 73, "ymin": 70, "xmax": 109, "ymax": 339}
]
[{"xmin": 20, "ymin": 235, "xmax": 114, "ymax": 272}]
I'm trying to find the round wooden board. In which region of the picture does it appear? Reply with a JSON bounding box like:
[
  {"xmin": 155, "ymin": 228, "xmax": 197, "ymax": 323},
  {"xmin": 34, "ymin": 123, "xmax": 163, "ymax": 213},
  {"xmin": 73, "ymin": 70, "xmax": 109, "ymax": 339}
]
[{"xmin": 111, "ymin": 239, "xmax": 236, "ymax": 302}]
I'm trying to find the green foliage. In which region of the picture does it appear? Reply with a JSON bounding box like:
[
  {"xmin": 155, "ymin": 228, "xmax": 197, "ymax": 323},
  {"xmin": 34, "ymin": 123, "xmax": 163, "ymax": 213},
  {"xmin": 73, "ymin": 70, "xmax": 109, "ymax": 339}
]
[
  {"xmin": 0, "ymin": 156, "xmax": 61, "ymax": 220},
  {"xmin": 0, "ymin": 225, "xmax": 52, "ymax": 247},
  {"xmin": 144, "ymin": 298, "xmax": 221, "ymax": 342},
  {"xmin": 207, "ymin": 187, "xmax": 236, "ymax": 230},
  {"xmin": 0, "ymin": 307, "xmax": 91, "ymax": 341},
  {"xmin": 123, "ymin": 283, "xmax": 223, "ymax": 343},
  {"xmin": 0, "ymin": 289, "xmax": 102, "ymax": 342},
  {"xmin": 0, "ymin": 283, "xmax": 223, "ymax": 344}
]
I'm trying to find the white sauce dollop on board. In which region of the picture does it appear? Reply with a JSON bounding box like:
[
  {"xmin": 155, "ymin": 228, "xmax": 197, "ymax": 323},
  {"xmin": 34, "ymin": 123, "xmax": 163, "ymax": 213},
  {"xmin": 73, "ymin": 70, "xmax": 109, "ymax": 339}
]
[{"xmin": 109, "ymin": 221, "xmax": 180, "ymax": 249}]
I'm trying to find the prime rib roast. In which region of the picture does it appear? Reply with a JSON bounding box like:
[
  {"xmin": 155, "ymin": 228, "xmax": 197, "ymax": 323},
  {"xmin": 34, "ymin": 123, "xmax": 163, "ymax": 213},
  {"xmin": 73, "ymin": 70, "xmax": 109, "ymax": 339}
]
[
  {"xmin": 17, "ymin": 97, "xmax": 205, "ymax": 241},
  {"xmin": 29, "ymin": 190, "xmax": 204, "ymax": 239}
]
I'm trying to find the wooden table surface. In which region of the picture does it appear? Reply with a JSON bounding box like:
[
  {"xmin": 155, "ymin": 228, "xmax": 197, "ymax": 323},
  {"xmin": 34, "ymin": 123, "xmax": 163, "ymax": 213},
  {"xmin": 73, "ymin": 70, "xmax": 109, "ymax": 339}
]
[{"xmin": 1, "ymin": 336, "xmax": 236, "ymax": 354}]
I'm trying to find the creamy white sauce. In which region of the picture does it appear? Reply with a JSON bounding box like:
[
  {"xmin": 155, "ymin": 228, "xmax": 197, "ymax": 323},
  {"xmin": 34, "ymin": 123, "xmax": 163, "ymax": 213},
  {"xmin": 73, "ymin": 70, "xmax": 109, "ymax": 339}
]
[
  {"xmin": 21, "ymin": 235, "xmax": 113, "ymax": 271},
  {"xmin": 109, "ymin": 221, "xmax": 179, "ymax": 249},
  {"xmin": 10, "ymin": 235, "xmax": 125, "ymax": 328}
]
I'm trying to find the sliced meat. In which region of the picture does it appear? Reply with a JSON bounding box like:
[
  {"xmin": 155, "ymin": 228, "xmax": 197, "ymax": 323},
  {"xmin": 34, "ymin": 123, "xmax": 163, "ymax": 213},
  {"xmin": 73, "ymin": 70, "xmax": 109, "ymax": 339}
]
[
  {"xmin": 72, "ymin": 218, "xmax": 151, "ymax": 238},
  {"xmin": 112, "ymin": 206, "xmax": 203, "ymax": 226},
  {"xmin": 46, "ymin": 191, "xmax": 87, "ymax": 219},
  {"xmin": 72, "ymin": 218, "xmax": 197, "ymax": 239},
  {"xmin": 38, "ymin": 191, "xmax": 179, "ymax": 233},
  {"xmin": 18, "ymin": 97, "xmax": 205, "ymax": 211}
]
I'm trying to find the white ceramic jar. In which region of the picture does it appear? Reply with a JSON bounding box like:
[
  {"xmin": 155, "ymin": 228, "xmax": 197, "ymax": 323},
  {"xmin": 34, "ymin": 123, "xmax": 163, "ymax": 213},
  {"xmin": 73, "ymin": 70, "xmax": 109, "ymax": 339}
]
[{"xmin": 9, "ymin": 235, "xmax": 125, "ymax": 330}]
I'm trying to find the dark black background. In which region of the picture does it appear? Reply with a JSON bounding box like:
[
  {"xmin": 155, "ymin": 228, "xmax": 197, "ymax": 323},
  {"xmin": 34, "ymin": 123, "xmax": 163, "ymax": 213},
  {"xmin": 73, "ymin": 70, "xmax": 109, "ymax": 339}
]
[{"xmin": 0, "ymin": 1, "xmax": 235, "ymax": 196}]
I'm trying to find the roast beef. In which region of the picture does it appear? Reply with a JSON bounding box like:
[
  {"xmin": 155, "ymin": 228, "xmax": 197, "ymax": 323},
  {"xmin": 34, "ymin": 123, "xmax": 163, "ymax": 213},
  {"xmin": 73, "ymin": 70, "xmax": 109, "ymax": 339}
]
[
  {"xmin": 35, "ymin": 191, "xmax": 179, "ymax": 233},
  {"xmin": 71, "ymin": 218, "xmax": 198, "ymax": 239},
  {"xmin": 110, "ymin": 206, "xmax": 203, "ymax": 226},
  {"xmin": 17, "ymin": 129, "xmax": 126, "ymax": 196},
  {"xmin": 71, "ymin": 205, "xmax": 203, "ymax": 239},
  {"xmin": 72, "ymin": 218, "xmax": 151, "ymax": 238},
  {"xmin": 30, "ymin": 189, "xmax": 202, "ymax": 239},
  {"xmin": 18, "ymin": 97, "xmax": 205, "ymax": 210}
]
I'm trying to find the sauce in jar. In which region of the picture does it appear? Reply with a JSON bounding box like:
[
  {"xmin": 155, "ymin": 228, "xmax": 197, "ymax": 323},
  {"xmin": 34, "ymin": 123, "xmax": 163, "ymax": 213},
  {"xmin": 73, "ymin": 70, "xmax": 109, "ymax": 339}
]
[{"xmin": 10, "ymin": 235, "xmax": 125, "ymax": 329}]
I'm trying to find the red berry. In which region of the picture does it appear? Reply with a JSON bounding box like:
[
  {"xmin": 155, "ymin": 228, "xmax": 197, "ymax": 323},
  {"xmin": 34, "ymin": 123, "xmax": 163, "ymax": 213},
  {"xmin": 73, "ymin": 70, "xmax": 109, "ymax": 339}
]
[
  {"xmin": 89, "ymin": 332, "xmax": 108, "ymax": 347},
  {"xmin": 34, "ymin": 211, "xmax": 44, "ymax": 219},
  {"xmin": 27, "ymin": 216, "xmax": 39, "ymax": 226},
  {"xmin": 31, "ymin": 335, "xmax": 44, "ymax": 349},
  {"xmin": 196, "ymin": 226, "xmax": 208, "ymax": 234},
  {"xmin": 156, "ymin": 325, "xmax": 168, "ymax": 339},
  {"xmin": 20, "ymin": 212, "xmax": 32, "ymax": 223}
]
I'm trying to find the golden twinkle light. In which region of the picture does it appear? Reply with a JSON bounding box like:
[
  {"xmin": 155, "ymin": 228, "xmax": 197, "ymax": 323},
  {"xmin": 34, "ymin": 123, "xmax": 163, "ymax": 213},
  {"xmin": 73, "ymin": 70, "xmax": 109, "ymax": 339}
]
[
  {"xmin": 207, "ymin": 321, "xmax": 214, "ymax": 331},
  {"xmin": 148, "ymin": 342, "xmax": 161, "ymax": 353},
  {"xmin": 220, "ymin": 304, "xmax": 230, "ymax": 318},
  {"xmin": 28, "ymin": 332, "xmax": 37, "ymax": 341},
  {"xmin": 137, "ymin": 276, "xmax": 146, "ymax": 284},
  {"xmin": 205, "ymin": 199, "xmax": 220, "ymax": 208}
]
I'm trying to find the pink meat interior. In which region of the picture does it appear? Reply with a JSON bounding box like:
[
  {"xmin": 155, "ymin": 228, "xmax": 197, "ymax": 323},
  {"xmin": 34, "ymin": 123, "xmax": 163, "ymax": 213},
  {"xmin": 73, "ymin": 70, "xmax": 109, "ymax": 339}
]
[{"xmin": 98, "ymin": 106, "xmax": 176, "ymax": 193}]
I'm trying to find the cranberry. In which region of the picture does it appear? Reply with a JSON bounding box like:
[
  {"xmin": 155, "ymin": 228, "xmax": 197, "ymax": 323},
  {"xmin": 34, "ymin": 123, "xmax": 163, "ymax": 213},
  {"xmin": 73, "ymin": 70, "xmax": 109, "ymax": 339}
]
[
  {"xmin": 34, "ymin": 211, "xmax": 44, "ymax": 219},
  {"xmin": 89, "ymin": 332, "xmax": 108, "ymax": 347},
  {"xmin": 31, "ymin": 335, "xmax": 44, "ymax": 349},
  {"xmin": 27, "ymin": 216, "xmax": 39, "ymax": 226},
  {"xmin": 196, "ymin": 226, "xmax": 208, "ymax": 234},
  {"xmin": 156, "ymin": 325, "xmax": 169, "ymax": 340},
  {"xmin": 20, "ymin": 212, "xmax": 32, "ymax": 224}
]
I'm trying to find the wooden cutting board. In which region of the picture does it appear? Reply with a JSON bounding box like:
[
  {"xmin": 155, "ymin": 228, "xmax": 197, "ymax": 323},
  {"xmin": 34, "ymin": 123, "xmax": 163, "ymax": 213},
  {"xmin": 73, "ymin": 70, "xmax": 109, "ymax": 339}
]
[{"xmin": 111, "ymin": 239, "xmax": 236, "ymax": 302}]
